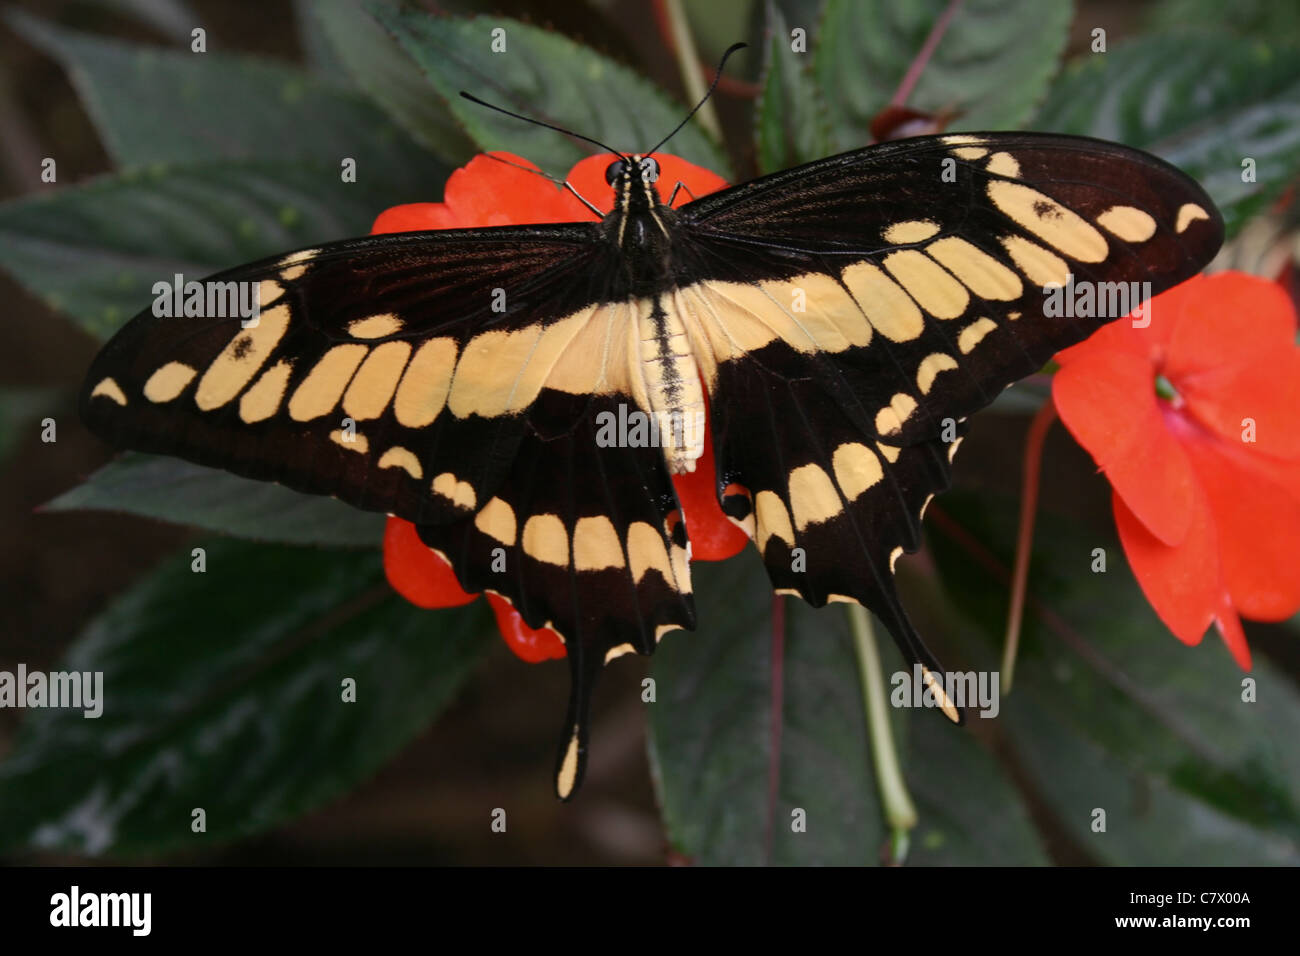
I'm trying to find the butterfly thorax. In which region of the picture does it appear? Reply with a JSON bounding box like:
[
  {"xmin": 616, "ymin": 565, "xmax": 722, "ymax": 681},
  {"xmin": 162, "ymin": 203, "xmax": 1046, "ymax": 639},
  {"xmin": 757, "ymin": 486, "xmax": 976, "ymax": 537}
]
[{"xmin": 604, "ymin": 155, "xmax": 705, "ymax": 475}]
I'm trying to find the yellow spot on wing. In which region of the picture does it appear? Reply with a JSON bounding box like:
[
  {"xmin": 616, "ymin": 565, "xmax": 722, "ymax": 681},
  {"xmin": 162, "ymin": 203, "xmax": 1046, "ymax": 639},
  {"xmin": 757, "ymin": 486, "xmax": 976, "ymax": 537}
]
[
  {"xmin": 287, "ymin": 343, "xmax": 368, "ymax": 421},
  {"xmin": 941, "ymin": 134, "xmax": 983, "ymax": 145},
  {"xmin": 883, "ymin": 250, "xmax": 970, "ymax": 319},
  {"xmin": 842, "ymin": 262, "xmax": 925, "ymax": 342},
  {"xmin": 889, "ymin": 546, "xmax": 904, "ymax": 573},
  {"xmin": 876, "ymin": 441, "xmax": 901, "ymax": 463},
  {"xmin": 556, "ymin": 726, "xmax": 581, "ymax": 800},
  {"xmin": 449, "ymin": 311, "xmax": 592, "ymax": 418},
  {"xmin": 875, "ymin": 392, "xmax": 918, "ymax": 436},
  {"xmin": 916, "ymin": 352, "xmax": 959, "ymax": 394},
  {"xmin": 922, "ymin": 666, "xmax": 961, "ymax": 723},
  {"xmin": 522, "ymin": 513, "xmax": 568, "ymax": 566},
  {"xmin": 926, "ymin": 237, "xmax": 1022, "ymax": 301},
  {"xmin": 627, "ymin": 521, "xmax": 674, "ymax": 585},
  {"xmin": 194, "ymin": 303, "xmax": 291, "ymax": 412},
  {"xmin": 788, "ymin": 463, "xmax": 840, "ymax": 531},
  {"xmin": 143, "ymin": 361, "xmax": 196, "ymax": 403},
  {"xmin": 330, "ymin": 429, "xmax": 367, "ymax": 453},
  {"xmin": 394, "ymin": 337, "xmax": 456, "ymax": 428},
  {"xmin": 377, "ymin": 446, "xmax": 422, "ymax": 479},
  {"xmin": 958, "ymin": 317, "xmax": 998, "ymax": 354},
  {"xmin": 239, "ymin": 360, "xmax": 292, "ymax": 423},
  {"xmin": 756, "ymin": 273, "xmax": 873, "ymax": 351},
  {"xmin": 831, "ymin": 442, "xmax": 883, "ymax": 501},
  {"xmin": 343, "ymin": 341, "xmax": 411, "ymax": 421},
  {"xmin": 755, "ymin": 490, "xmax": 795, "ymax": 552},
  {"xmin": 346, "ymin": 313, "xmax": 404, "ymax": 339},
  {"xmin": 883, "ymin": 220, "xmax": 941, "ymax": 245},
  {"xmin": 987, "ymin": 181, "xmax": 1108, "ymax": 263},
  {"xmin": 1176, "ymin": 203, "xmax": 1210, "ymax": 233},
  {"xmin": 1096, "ymin": 205, "xmax": 1157, "ymax": 242},
  {"xmin": 1000, "ymin": 235, "xmax": 1071, "ymax": 287},
  {"xmin": 91, "ymin": 377, "xmax": 127, "ymax": 405},
  {"xmin": 573, "ymin": 516, "xmax": 625, "ymax": 571},
  {"xmin": 475, "ymin": 497, "xmax": 517, "ymax": 546},
  {"xmin": 604, "ymin": 643, "xmax": 636, "ymax": 664},
  {"xmin": 431, "ymin": 472, "xmax": 476, "ymax": 512},
  {"xmin": 984, "ymin": 151, "xmax": 1020, "ymax": 178},
  {"xmin": 952, "ymin": 146, "xmax": 987, "ymax": 160}
]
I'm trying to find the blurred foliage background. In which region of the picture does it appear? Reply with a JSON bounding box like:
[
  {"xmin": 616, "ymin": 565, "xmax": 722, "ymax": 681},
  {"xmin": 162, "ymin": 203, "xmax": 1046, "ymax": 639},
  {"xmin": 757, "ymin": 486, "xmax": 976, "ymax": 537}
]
[{"xmin": 0, "ymin": 0, "xmax": 1298, "ymax": 865}]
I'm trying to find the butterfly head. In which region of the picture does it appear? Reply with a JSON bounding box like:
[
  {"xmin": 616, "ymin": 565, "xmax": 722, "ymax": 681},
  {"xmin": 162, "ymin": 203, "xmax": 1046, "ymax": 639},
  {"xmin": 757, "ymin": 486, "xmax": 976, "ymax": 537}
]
[{"xmin": 604, "ymin": 154, "xmax": 664, "ymax": 218}]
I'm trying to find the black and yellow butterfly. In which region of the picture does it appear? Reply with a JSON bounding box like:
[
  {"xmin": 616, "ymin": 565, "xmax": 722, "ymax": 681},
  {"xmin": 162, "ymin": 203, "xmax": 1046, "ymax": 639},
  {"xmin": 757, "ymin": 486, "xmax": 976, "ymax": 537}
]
[{"xmin": 80, "ymin": 125, "xmax": 1222, "ymax": 798}]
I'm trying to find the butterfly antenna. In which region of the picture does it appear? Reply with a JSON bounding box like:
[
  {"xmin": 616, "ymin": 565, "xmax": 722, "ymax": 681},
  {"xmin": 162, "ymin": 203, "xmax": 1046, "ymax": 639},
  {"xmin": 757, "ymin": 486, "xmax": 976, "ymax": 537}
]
[
  {"xmin": 458, "ymin": 92, "xmax": 628, "ymax": 160},
  {"xmin": 647, "ymin": 41, "xmax": 747, "ymax": 155}
]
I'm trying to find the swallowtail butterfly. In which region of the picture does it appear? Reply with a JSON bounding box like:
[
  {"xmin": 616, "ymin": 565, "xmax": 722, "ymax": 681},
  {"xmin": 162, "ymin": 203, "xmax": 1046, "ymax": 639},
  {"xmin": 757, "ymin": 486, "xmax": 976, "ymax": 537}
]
[{"xmin": 80, "ymin": 75, "xmax": 1223, "ymax": 798}]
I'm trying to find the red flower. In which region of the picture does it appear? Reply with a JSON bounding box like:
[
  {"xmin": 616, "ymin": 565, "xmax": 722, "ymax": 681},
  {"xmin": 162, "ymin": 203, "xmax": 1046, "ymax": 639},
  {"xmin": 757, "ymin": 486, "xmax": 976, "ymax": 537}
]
[
  {"xmin": 1053, "ymin": 271, "xmax": 1300, "ymax": 667},
  {"xmin": 374, "ymin": 151, "xmax": 745, "ymax": 660}
]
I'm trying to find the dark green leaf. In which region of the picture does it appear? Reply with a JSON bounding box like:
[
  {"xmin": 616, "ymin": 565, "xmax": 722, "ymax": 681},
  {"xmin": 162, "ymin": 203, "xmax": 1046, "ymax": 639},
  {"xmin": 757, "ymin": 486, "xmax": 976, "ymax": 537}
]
[
  {"xmin": 755, "ymin": 0, "xmax": 829, "ymax": 173},
  {"xmin": 0, "ymin": 540, "xmax": 489, "ymax": 857},
  {"xmin": 902, "ymin": 703, "xmax": 1049, "ymax": 865},
  {"xmin": 1145, "ymin": 0, "xmax": 1300, "ymax": 45},
  {"xmin": 373, "ymin": 8, "xmax": 732, "ymax": 178},
  {"xmin": 648, "ymin": 550, "xmax": 1047, "ymax": 864},
  {"xmin": 0, "ymin": 160, "xmax": 442, "ymax": 339},
  {"xmin": 46, "ymin": 453, "xmax": 384, "ymax": 548},
  {"xmin": 6, "ymin": 9, "xmax": 437, "ymax": 187},
  {"xmin": 308, "ymin": 0, "xmax": 477, "ymax": 164},
  {"xmin": 929, "ymin": 491, "xmax": 1300, "ymax": 864},
  {"xmin": 814, "ymin": 0, "xmax": 1072, "ymax": 152},
  {"xmin": 1033, "ymin": 31, "xmax": 1300, "ymax": 237}
]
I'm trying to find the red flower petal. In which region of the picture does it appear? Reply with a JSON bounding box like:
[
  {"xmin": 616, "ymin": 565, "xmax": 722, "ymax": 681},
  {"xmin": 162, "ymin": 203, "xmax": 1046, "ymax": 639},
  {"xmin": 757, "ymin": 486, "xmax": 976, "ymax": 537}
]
[
  {"xmin": 670, "ymin": 403, "xmax": 749, "ymax": 561},
  {"xmin": 382, "ymin": 516, "xmax": 477, "ymax": 609},
  {"xmin": 1053, "ymin": 350, "xmax": 1197, "ymax": 545},
  {"xmin": 1164, "ymin": 273, "xmax": 1300, "ymax": 459},
  {"xmin": 484, "ymin": 593, "xmax": 567, "ymax": 663},
  {"xmin": 1179, "ymin": 432, "xmax": 1300, "ymax": 621},
  {"xmin": 1113, "ymin": 488, "xmax": 1249, "ymax": 668}
]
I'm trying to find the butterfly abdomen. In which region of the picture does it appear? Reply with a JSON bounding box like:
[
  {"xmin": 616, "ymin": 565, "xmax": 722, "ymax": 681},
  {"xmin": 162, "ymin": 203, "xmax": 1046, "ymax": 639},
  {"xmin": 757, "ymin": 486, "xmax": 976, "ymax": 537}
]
[{"xmin": 634, "ymin": 296, "xmax": 706, "ymax": 474}]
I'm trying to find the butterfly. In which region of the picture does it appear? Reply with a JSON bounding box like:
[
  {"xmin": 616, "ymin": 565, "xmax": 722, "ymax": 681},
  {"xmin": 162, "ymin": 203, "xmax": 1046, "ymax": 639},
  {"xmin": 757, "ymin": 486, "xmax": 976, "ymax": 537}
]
[{"xmin": 80, "ymin": 90, "xmax": 1223, "ymax": 798}]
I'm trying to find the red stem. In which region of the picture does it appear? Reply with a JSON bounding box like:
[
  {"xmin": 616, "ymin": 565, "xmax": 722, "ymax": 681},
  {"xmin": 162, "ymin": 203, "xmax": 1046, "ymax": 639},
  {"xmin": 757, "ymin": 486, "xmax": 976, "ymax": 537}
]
[{"xmin": 889, "ymin": 0, "xmax": 965, "ymax": 109}]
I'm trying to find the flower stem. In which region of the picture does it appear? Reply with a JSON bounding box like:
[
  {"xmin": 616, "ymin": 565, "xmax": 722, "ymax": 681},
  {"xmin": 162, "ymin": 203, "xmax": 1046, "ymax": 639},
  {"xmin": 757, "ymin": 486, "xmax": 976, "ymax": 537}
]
[
  {"xmin": 662, "ymin": 0, "xmax": 724, "ymax": 142},
  {"xmin": 889, "ymin": 0, "xmax": 965, "ymax": 109},
  {"xmin": 847, "ymin": 603, "xmax": 917, "ymax": 863},
  {"xmin": 1001, "ymin": 397, "xmax": 1057, "ymax": 693}
]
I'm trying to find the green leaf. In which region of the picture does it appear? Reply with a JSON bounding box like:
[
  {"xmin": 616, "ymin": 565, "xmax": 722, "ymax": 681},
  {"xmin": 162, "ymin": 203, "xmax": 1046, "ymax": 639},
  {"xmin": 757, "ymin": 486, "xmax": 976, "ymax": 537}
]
[
  {"xmin": 902, "ymin": 702, "xmax": 1049, "ymax": 865},
  {"xmin": 0, "ymin": 540, "xmax": 489, "ymax": 857},
  {"xmin": 1145, "ymin": 0, "xmax": 1300, "ymax": 45},
  {"xmin": 46, "ymin": 453, "xmax": 383, "ymax": 548},
  {"xmin": 6, "ymin": 9, "xmax": 437, "ymax": 187},
  {"xmin": 754, "ymin": 0, "xmax": 830, "ymax": 173},
  {"xmin": 648, "ymin": 550, "xmax": 1047, "ymax": 864},
  {"xmin": 814, "ymin": 0, "xmax": 1073, "ymax": 152},
  {"xmin": 0, "ymin": 160, "xmax": 440, "ymax": 339},
  {"xmin": 309, "ymin": 0, "xmax": 477, "ymax": 164},
  {"xmin": 929, "ymin": 491, "xmax": 1300, "ymax": 865},
  {"xmin": 373, "ymin": 8, "xmax": 732, "ymax": 178},
  {"xmin": 1033, "ymin": 31, "xmax": 1300, "ymax": 237}
]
